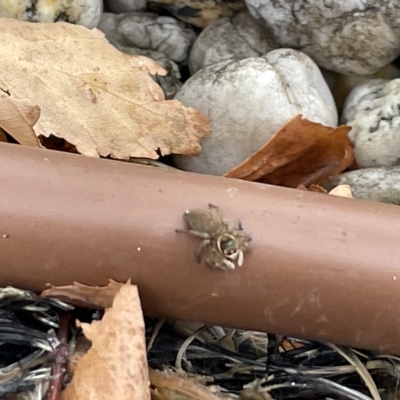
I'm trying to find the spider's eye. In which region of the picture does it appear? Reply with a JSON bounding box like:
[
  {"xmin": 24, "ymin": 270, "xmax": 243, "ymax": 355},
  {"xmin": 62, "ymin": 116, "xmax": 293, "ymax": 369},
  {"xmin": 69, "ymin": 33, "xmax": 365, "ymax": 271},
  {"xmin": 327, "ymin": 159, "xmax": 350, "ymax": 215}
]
[{"xmin": 218, "ymin": 235, "xmax": 238, "ymax": 255}]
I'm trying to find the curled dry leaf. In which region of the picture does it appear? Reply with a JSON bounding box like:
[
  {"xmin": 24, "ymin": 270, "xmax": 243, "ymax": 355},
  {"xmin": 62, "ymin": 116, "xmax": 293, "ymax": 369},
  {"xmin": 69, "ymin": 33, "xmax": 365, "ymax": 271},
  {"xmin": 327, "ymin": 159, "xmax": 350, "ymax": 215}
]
[
  {"xmin": 61, "ymin": 284, "xmax": 150, "ymax": 400},
  {"xmin": 149, "ymin": 368, "xmax": 223, "ymax": 400},
  {"xmin": 297, "ymin": 184, "xmax": 327, "ymax": 194},
  {"xmin": 40, "ymin": 279, "xmax": 125, "ymax": 309},
  {"xmin": 329, "ymin": 184, "xmax": 354, "ymax": 198},
  {"xmin": 224, "ymin": 115, "xmax": 354, "ymax": 188},
  {"xmin": 0, "ymin": 18, "xmax": 210, "ymax": 159},
  {"xmin": 0, "ymin": 91, "xmax": 41, "ymax": 147},
  {"xmin": 240, "ymin": 389, "xmax": 275, "ymax": 400}
]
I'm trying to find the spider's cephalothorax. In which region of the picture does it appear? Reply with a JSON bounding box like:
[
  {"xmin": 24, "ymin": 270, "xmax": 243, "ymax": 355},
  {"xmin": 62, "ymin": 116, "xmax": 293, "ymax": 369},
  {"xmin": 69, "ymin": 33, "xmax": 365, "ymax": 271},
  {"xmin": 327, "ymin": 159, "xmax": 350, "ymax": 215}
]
[{"xmin": 176, "ymin": 204, "xmax": 252, "ymax": 270}]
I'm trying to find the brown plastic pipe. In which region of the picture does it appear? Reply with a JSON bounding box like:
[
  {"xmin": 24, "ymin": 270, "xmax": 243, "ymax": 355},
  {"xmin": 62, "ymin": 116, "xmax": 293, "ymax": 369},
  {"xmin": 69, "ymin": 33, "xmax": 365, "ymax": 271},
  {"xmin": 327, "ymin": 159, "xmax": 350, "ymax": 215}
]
[{"xmin": 0, "ymin": 142, "xmax": 399, "ymax": 354}]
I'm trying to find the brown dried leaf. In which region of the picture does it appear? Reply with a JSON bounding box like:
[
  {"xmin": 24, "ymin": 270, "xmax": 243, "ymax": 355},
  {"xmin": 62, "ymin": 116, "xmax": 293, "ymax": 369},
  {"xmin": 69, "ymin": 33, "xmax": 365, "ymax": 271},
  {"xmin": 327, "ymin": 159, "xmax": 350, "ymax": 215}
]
[
  {"xmin": 0, "ymin": 18, "xmax": 210, "ymax": 159},
  {"xmin": 240, "ymin": 389, "xmax": 275, "ymax": 400},
  {"xmin": 224, "ymin": 115, "xmax": 354, "ymax": 188},
  {"xmin": 297, "ymin": 184, "xmax": 328, "ymax": 194},
  {"xmin": 61, "ymin": 284, "xmax": 150, "ymax": 400},
  {"xmin": 149, "ymin": 369, "xmax": 223, "ymax": 400},
  {"xmin": 68, "ymin": 334, "xmax": 92, "ymax": 376},
  {"xmin": 40, "ymin": 280, "xmax": 125, "ymax": 309},
  {"xmin": 0, "ymin": 92, "xmax": 41, "ymax": 147}
]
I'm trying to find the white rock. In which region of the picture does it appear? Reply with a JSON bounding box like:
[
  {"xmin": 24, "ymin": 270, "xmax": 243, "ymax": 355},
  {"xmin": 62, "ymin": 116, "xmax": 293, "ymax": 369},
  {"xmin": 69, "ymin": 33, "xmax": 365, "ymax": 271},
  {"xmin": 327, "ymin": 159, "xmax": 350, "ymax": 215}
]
[
  {"xmin": 0, "ymin": 0, "xmax": 103, "ymax": 28},
  {"xmin": 104, "ymin": 0, "xmax": 146, "ymax": 13},
  {"xmin": 173, "ymin": 49, "xmax": 337, "ymax": 175},
  {"xmin": 326, "ymin": 166, "xmax": 400, "ymax": 205},
  {"xmin": 341, "ymin": 78, "xmax": 400, "ymax": 168},
  {"xmin": 244, "ymin": 0, "xmax": 400, "ymax": 75},
  {"xmin": 188, "ymin": 11, "xmax": 277, "ymax": 74},
  {"xmin": 264, "ymin": 50, "xmax": 337, "ymax": 125},
  {"xmin": 97, "ymin": 12, "xmax": 123, "ymax": 43},
  {"xmin": 98, "ymin": 12, "xmax": 196, "ymax": 63}
]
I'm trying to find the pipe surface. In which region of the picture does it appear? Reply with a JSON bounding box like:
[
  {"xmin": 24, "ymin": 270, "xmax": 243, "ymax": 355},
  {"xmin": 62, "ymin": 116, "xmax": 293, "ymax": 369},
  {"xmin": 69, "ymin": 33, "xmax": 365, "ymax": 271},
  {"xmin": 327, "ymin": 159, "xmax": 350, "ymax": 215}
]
[{"xmin": 0, "ymin": 142, "xmax": 399, "ymax": 353}]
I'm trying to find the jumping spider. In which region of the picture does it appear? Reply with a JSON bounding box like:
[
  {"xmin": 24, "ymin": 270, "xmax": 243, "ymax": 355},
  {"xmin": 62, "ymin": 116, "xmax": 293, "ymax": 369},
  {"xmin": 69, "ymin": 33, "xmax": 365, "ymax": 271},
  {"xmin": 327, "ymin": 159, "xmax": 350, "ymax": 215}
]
[{"xmin": 176, "ymin": 204, "xmax": 252, "ymax": 271}]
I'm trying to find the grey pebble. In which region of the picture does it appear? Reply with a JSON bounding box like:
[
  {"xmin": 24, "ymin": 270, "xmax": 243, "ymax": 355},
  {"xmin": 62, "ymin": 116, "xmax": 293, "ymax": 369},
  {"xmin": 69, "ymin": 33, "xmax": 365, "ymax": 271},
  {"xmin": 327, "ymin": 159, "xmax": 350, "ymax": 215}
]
[{"xmin": 326, "ymin": 166, "xmax": 400, "ymax": 205}]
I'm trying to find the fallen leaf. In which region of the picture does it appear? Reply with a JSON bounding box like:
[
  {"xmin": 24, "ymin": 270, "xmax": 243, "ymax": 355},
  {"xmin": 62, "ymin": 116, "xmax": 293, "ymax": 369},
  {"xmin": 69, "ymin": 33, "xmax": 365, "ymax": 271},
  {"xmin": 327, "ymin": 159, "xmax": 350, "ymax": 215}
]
[
  {"xmin": 0, "ymin": 18, "xmax": 210, "ymax": 159},
  {"xmin": 61, "ymin": 284, "xmax": 150, "ymax": 400},
  {"xmin": 224, "ymin": 115, "xmax": 354, "ymax": 188},
  {"xmin": 68, "ymin": 334, "xmax": 92, "ymax": 376},
  {"xmin": 280, "ymin": 338, "xmax": 305, "ymax": 351},
  {"xmin": 329, "ymin": 184, "xmax": 353, "ymax": 198},
  {"xmin": 149, "ymin": 368, "xmax": 223, "ymax": 400},
  {"xmin": 297, "ymin": 184, "xmax": 327, "ymax": 194},
  {"xmin": 40, "ymin": 280, "xmax": 125, "ymax": 309},
  {"xmin": 0, "ymin": 91, "xmax": 41, "ymax": 147}
]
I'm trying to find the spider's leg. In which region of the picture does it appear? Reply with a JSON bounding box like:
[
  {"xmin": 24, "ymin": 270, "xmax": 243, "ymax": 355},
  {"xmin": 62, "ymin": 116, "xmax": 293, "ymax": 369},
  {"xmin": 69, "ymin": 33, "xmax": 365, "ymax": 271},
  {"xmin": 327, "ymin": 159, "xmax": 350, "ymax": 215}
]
[
  {"xmin": 195, "ymin": 239, "xmax": 211, "ymax": 263},
  {"xmin": 204, "ymin": 248, "xmax": 225, "ymax": 270},
  {"xmin": 206, "ymin": 258, "xmax": 226, "ymax": 271},
  {"xmin": 208, "ymin": 203, "xmax": 223, "ymax": 217},
  {"xmin": 176, "ymin": 229, "xmax": 211, "ymax": 239},
  {"xmin": 222, "ymin": 258, "xmax": 236, "ymax": 270},
  {"xmin": 230, "ymin": 219, "xmax": 243, "ymax": 231},
  {"xmin": 237, "ymin": 231, "xmax": 252, "ymax": 242}
]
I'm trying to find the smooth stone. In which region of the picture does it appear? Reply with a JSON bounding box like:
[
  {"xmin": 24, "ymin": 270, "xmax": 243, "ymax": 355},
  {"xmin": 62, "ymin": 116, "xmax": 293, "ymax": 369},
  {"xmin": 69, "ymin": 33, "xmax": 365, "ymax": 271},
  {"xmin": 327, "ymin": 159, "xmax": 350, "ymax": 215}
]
[
  {"xmin": 104, "ymin": 0, "xmax": 146, "ymax": 13},
  {"xmin": 189, "ymin": 10, "xmax": 278, "ymax": 74},
  {"xmin": 98, "ymin": 12, "xmax": 196, "ymax": 63},
  {"xmin": 173, "ymin": 49, "xmax": 337, "ymax": 176},
  {"xmin": 341, "ymin": 78, "xmax": 400, "ymax": 168},
  {"xmin": 0, "ymin": 0, "xmax": 103, "ymax": 28},
  {"xmin": 244, "ymin": 0, "xmax": 400, "ymax": 75},
  {"xmin": 326, "ymin": 166, "xmax": 400, "ymax": 205}
]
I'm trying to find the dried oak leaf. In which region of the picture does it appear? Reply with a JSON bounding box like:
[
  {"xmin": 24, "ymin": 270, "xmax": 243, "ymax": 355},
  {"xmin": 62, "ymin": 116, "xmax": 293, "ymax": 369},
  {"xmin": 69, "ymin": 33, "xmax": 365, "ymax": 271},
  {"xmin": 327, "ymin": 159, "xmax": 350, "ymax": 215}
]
[
  {"xmin": 0, "ymin": 18, "xmax": 210, "ymax": 159},
  {"xmin": 149, "ymin": 368, "xmax": 223, "ymax": 400},
  {"xmin": 40, "ymin": 280, "xmax": 125, "ymax": 309},
  {"xmin": 0, "ymin": 91, "xmax": 41, "ymax": 147},
  {"xmin": 224, "ymin": 115, "xmax": 354, "ymax": 188},
  {"xmin": 297, "ymin": 184, "xmax": 328, "ymax": 194},
  {"xmin": 61, "ymin": 284, "xmax": 150, "ymax": 400}
]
